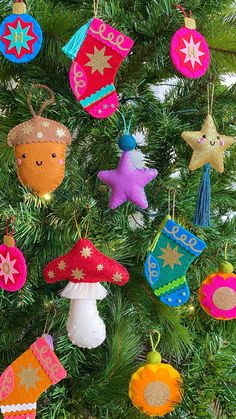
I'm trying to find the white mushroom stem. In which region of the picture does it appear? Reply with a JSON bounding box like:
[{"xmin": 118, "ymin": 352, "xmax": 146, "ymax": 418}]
[{"xmin": 61, "ymin": 282, "xmax": 107, "ymax": 349}]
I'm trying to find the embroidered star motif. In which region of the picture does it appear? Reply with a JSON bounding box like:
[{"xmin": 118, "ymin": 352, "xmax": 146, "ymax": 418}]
[
  {"xmin": 112, "ymin": 272, "xmax": 123, "ymax": 283},
  {"xmin": 85, "ymin": 46, "xmax": 112, "ymax": 75},
  {"xmin": 42, "ymin": 121, "xmax": 50, "ymax": 128},
  {"xmin": 36, "ymin": 132, "xmax": 44, "ymax": 139},
  {"xmin": 17, "ymin": 363, "xmax": 41, "ymax": 392},
  {"xmin": 22, "ymin": 123, "xmax": 33, "ymax": 135},
  {"xmin": 3, "ymin": 19, "xmax": 35, "ymax": 56},
  {"xmin": 71, "ymin": 268, "xmax": 85, "ymax": 281},
  {"xmin": 97, "ymin": 264, "xmax": 104, "ymax": 271},
  {"xmin": 159, "ymin": 243, "xmax": 184, "ymax": 269},
  {"xmin": 80, "ymin": 247, "xmax": 92, "ymax": 258},
  {"xmin": 179, "ymin": 35, "xmax": 205, "ymax": 69},
  {"xmin": 56, "ymin": 128, "xmax": 66, "ymax": 138},
  {"xmin": 181, "ymin": 114, "xmax": 235, "ymax": 173},
  {"xmin": 0, "ymin": 252, "xmax": 18, "ymax": 284},
  {"xmin": 58, "ymin": 260, "xmax": 67, "ymax": 271},
  {"xmin": 48, "ymin": 270, "xmax": 55, "ymax": 279}
]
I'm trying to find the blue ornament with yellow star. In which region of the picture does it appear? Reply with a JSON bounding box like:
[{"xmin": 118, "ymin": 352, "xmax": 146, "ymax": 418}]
[
  {"xmin": 144, "ymin": 216, "xmax": 206, "ymax": 307},
  {"xmin": 0, "ymin": 0, "xmax": 42, "ymax": 64}
]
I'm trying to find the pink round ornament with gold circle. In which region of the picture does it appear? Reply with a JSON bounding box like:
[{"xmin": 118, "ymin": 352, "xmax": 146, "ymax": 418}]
[
  {"xmin": 199, "ymin": 272, "xmax": 236, "ymax": 320},
  {"xmin": 0, "ymin": 234, "xmax": 27, "ymax": 292},
  {"xmin": 170, "ymin": 8, "xmax": 210, "ymax": 79}
]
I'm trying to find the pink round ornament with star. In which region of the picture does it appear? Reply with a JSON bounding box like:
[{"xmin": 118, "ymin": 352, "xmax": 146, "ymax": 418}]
[
  {"xmin": 170, "ymin": 8, "xmax": 210, "ymax": 79},
  {"xmin": 0, "ymin": 234, "xmax": 27, "ymax": 292}
]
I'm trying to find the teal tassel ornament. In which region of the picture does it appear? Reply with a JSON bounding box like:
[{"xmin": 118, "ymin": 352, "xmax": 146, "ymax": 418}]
[
  {"xmin": 62, "ymin": 20, "xmax": 92, "ymax": 60},
  {"xmin": 193, "ymin": 163, "xmax": 211, "ymax": 227}
]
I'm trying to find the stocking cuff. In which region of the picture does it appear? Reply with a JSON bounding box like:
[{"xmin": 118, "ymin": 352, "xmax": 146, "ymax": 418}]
[
  {"xmin": 0, "ymin": 403, "xmax": 36, "ymax": 417},
  {"xmin": 162, "ymin": 219, "xmax": 206, "ymax": 256},
  {"xmin": 30, "ymin": 337, "xmax": 67, "ymax": 385},
  {"xmin": 88, "ymin": 18, "xmax": 134, "ymax": 57}
]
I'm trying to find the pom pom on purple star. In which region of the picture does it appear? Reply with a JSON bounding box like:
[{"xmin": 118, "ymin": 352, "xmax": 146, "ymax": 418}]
[{"xmin": 98, "ymin": 152, "xmax": 158, "ymax": 209}]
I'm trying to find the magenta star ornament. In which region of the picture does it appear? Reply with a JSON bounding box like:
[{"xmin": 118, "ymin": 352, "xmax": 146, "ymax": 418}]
[{"xmin": 98, "ymin": 152, "xmax": 158, "ymax": 209}]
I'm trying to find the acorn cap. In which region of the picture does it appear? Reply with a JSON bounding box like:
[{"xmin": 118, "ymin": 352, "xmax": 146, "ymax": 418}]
[{"xmin": 7, "ymin": 116, "xmax": 72, "ymax": 146}]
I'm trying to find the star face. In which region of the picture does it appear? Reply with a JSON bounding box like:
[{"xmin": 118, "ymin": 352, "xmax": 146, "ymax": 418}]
[
  {"xmin": 0, "ymin": 252, "xmax": 18, "ymax": 284},
  {"xmin": 85, "ymin": 46, "xmax": 112, "ymax": 75},
  {"xmin": 98, "ymin": 152, "xmax": 158, "ymax": 209},
  {"xmin": 2, "ymin": 17, "xmax": 37, "ymax": 58},
  {"xmin": 182, "ymin": 115, "xmax": 235, "ymax": 173},
  {"xmin": 71, "ymin": 268, "xmax": 85, "ymax": 281},
  {"xmin": 80, "ymin": 246, "xmax": 92, "ymax": 258},
  {"xmin": 113, "ymin": 272, "xmax": 123, "ymax": 283},
  {"xmin": 58, "ymin": 260, "xmax": 66, "ymax": 271},
  {"xmin": 158, "ymin": 243, "xmax": 184, "ymax": 269},
  {"xmin": 179, "ymin": 35, "xmax": 205, "ymax": 69},
  {"xmin": 17, "ymin": 363, "xmax": 41, "ymax": 392}
]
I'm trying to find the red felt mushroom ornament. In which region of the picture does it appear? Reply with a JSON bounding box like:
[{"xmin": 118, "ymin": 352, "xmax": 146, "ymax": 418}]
[{"xmin": 43, "ymin": 238, "xmax": 129, "ymax": 349}]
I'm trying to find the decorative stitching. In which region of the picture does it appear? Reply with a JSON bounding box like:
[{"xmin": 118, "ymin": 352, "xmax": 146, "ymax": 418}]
[
  {"xmin": 154, "ymin": 276, "xmax": 186, "ymax": 296},
  {"xmin": 163, "ymin": 220, "xmax": 206, "ymax": 255},
  {"xmin": 80, "ymin": 84, "xmax": 115, "ymax": 107},
  {"xmin": 0, "ymin": 402, "xmax": 36, "ymax": 413}
]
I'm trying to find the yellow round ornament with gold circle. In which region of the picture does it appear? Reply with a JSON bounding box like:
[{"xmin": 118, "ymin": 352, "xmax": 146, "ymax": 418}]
[
  {"xmin": 129, "ymin": 363, "xmax": 182, "ymax": 417},
  {"xmin": 129, "ymin": 332, "xmax": 182, "ymax": 417}
]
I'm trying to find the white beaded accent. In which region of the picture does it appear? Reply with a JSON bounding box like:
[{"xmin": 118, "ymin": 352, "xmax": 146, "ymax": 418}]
[{"xmin": 0, "ymin": 402, "xmax": 36, "ymax": 413}]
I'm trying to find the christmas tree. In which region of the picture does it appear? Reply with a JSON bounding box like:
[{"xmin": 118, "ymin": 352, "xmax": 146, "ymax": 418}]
[{"xmin": 0, "ymin": 0, "xmax": 236, "ymax": 418}]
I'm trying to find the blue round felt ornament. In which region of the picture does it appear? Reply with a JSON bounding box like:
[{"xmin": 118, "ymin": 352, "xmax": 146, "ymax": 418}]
[{"xmin": 0, "ymin": 1, "xmax": 43, "ymax": 64}]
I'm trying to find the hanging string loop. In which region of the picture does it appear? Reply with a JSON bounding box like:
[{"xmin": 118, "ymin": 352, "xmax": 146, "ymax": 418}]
[
  {"xmin": 168, "ymin": 188, "xmax": 176, "ymax": 220},
  {"xmin": 93, "ymin": 0, "xmax": 100, "ymax": 18},
  {"xmin": 207, "ymin": 83, "xmax": 215, "ymax": 116},
  {"xmin": 150, "ymin": 330, "xmax": 161, "ymax": 352},
  {"xmin": 27, "ymin": 84, "xmax": 55, "ymax": 118},
  {"xmin": 6, "ymin": 216, "xmax": 15, "ymax": 237},
  {"xmin": 174, "ymin": 4, "xmax": 192, "ymax": 18}
]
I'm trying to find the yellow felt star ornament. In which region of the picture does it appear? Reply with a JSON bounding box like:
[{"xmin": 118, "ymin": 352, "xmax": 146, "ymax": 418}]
[{"xmin": 181, "ymin": 114, "xmax": 235, "ymax": 173}]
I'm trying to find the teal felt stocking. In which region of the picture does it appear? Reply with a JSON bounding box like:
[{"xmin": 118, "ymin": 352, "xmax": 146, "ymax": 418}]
[{"xmin": 144, "ymin": 217, "xmax": 206, "ymax": 307}]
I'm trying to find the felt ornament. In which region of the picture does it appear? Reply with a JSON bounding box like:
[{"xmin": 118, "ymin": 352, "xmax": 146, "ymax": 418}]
[
  {"xmin": 0, "ymin": 218, "xmax": 27, "ymax": 292},
  {"xmin": 181, "ymin": 84, "xmax": 235, "ymax": 227},
  {"xmin": 199, "ymin": 258, "xmax": 236, "ymax": 320},
  {"xmin": 0, "ymin": 334, "xmax": 67, "ymax": 419},
  {"xmin": 98, "ymin": 115, "xmax": 158, "ymax": 209},
  {"xmin": 62, "ymin": 1, "xmax": 134, "ymax": 119},
  {"xmin": 0, "ymin": 0, "xmax": 43, "ymax": 64},
  {"xmin": 144, "ymin": 214, "xmax": 206, "ymax": 307},
  {"xmin": 7, "ymin": 85, "xmax": 72, "ymax": 197},
  {"xmin": 129, "ymin": 331, "xmax": 183, "ymax": 417},
  {"xmin": 43, "ymin": 238, "xmax": 129, "ymax": 349},
  {"xmin": 170, "ymin": 5, "xmax": 210, "ymax": 79}
]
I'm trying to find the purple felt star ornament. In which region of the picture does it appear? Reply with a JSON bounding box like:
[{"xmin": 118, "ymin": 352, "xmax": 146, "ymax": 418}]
[{"xmin": 98, "ymin": 152, "xmax": 158, "ymax": 209}]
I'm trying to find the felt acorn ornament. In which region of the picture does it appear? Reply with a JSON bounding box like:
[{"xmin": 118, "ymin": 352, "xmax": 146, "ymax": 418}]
[
  {"xmin": 129, "ymin": 331, "xmax": 183, "ymax": 417},
  {"xmin": 7, "ymin": 85, "xmax": 72, "ymax": 197},
  {"xmin": 0, "ymin": 217, "xmax": 27, "ymax": 292},
  {"xmin": 199, "ymin": 250, "xmax": 236, "ymax": 320},
  {"xmin": 0, "ymin": 0, "xmax": 43, "ymax": 64},
  {"xmin": 43, "ymin": 238, "xmax": 129, "ymax": 349}
]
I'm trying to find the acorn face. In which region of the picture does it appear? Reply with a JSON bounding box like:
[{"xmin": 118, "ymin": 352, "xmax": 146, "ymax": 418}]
[{"xmin": 15, "ymin": 142, "xmax": 67, "ymax": 196}]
